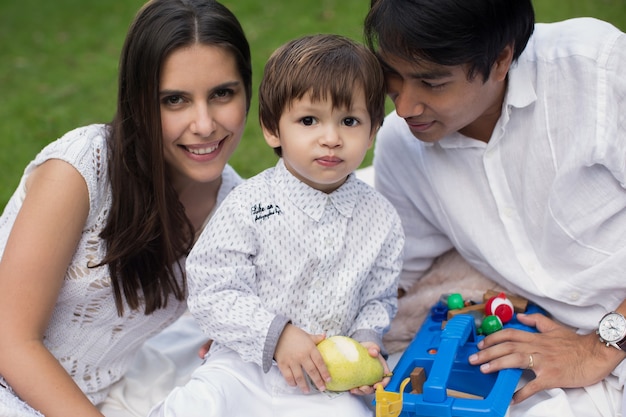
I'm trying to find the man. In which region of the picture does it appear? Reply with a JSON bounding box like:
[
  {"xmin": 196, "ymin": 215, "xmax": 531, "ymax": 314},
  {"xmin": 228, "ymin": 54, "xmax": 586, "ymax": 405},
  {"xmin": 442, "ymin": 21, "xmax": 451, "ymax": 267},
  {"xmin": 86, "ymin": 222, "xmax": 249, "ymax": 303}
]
[{"xmin": 364, "ymin": 0, "xmax": 626, "ymax": 415}]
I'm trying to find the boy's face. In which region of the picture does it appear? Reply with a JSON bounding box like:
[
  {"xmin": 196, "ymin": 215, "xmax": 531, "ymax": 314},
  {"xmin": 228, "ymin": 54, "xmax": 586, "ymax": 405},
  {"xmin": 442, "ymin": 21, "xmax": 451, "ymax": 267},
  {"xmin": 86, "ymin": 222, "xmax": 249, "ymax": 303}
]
[
  {"xmin": 263, "ymin": 88, "xmax": 375, "ymax": 194},
  {"xmin": 379, "ymin": 50, "xmax": 510, "ymax": 143}
]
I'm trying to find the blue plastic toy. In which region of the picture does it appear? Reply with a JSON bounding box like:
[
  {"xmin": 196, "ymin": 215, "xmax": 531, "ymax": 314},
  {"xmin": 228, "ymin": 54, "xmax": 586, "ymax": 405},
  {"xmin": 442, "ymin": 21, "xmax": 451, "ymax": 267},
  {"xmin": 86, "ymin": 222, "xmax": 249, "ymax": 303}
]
[{"xmin": 375, "ymin": 298, "xmax": 543, "ymax": 417}]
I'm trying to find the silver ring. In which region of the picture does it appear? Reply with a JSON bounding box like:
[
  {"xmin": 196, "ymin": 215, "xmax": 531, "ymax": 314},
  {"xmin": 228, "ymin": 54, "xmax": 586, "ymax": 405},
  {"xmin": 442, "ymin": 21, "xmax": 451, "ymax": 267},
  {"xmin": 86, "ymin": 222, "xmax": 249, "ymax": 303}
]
[{"xmin": 527, "ymin": 354, "xmax": 534, "ymax": 370}]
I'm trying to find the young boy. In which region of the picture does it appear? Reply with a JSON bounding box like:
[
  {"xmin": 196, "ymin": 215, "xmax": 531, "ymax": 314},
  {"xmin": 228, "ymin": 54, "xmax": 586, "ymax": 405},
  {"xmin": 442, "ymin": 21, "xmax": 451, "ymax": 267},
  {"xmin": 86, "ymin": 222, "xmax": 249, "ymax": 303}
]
[{"xmin": 148, "ymin": 34, "xmax": 405, "ymax": 417}]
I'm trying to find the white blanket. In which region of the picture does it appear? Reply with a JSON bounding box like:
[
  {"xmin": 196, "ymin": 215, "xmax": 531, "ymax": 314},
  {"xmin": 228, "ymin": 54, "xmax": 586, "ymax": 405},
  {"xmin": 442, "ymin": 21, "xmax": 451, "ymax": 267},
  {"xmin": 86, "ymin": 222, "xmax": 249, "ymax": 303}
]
[{"xmin": 99, "ymin": 313, "xmax": 206, "ymax": 417}]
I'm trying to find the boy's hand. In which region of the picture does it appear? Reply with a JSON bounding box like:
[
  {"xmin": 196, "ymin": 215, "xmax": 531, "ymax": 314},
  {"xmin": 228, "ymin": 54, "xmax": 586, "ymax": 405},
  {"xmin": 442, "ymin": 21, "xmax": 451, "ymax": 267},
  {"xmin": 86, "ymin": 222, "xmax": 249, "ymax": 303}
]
[
  {"xmin": 348, "ymin": 341, "xmax": 393, "ymax": 396},
  {"xmin": 197, "ymin": 340, "xmax": 213, "ymax": 359},
  {"xmin": 274, "ymin": 324, "xmax": 329, "ymax": 393}
]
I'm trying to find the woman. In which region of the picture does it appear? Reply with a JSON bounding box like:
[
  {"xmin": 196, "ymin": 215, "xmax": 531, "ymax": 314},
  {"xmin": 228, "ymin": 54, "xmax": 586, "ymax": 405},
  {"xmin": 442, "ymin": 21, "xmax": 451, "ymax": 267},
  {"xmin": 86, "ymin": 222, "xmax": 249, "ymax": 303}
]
[{"xmin": 0, "ymin": 1, "xmax": 251, "ymax": 416}]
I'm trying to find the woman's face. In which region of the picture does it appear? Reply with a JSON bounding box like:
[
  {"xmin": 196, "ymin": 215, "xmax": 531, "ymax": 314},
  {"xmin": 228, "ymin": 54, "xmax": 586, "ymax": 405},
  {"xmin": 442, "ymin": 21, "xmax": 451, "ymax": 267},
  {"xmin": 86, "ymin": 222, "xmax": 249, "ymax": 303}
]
[{"xmin": 159, "ymin": 44, "xmax": 247, "ymax": 192}]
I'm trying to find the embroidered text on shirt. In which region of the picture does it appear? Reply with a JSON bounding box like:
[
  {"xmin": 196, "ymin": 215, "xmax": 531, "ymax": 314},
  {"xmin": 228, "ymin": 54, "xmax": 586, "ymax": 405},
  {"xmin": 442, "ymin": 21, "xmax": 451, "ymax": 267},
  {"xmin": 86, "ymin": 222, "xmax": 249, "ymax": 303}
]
[{"xmin": 252, "ymin": 203, "xmax": 283, "ymax": 222}]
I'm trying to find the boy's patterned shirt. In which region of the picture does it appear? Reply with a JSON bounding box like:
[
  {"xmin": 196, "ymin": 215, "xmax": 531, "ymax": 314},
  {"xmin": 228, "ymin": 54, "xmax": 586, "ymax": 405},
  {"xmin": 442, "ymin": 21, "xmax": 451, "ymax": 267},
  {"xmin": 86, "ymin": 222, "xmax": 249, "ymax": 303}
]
[{"xmin": 187, "ymin": 159, "xmax": 405, "ymax": 371}]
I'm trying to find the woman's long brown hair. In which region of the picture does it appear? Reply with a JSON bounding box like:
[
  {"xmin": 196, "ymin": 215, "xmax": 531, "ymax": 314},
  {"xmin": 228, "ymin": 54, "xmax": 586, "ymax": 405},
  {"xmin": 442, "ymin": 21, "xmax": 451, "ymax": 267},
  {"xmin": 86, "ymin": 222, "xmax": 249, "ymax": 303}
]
[{"xmin": 97, "ymin": 0, "xmax": 252, "ymax": 315}]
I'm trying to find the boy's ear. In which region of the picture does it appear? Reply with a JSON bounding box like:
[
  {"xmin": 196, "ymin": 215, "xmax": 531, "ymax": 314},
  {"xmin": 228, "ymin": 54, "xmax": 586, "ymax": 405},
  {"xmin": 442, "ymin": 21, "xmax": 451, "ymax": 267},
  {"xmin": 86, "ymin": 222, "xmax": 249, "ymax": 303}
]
[
  {"xmin": 261, "ymin": 124, "xmax": 281, "ymax": 149},
  {"xmin": 367, "ymin": 125, "xmax": 379, "ymax": 150}
]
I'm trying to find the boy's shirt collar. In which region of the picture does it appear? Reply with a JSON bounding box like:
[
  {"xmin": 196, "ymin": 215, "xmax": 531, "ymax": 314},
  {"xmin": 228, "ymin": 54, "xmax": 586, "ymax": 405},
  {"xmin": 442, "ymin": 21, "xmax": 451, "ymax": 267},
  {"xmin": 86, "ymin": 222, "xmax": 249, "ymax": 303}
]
[{"xmin": 274, "ymin": 158, "xmax": 359, "ymax": 221}]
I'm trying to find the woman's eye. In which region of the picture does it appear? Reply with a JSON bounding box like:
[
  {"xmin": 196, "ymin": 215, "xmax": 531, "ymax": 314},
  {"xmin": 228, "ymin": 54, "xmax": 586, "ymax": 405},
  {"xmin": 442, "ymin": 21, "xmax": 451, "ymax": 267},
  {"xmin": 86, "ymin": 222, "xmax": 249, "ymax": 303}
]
[
  {"xmin": 213, "ymin": 88, "xmax": 234, "ymax": 99},
  {"xmin": 163, "ymin": 95, "xmax": 184, "ymax": 106}
]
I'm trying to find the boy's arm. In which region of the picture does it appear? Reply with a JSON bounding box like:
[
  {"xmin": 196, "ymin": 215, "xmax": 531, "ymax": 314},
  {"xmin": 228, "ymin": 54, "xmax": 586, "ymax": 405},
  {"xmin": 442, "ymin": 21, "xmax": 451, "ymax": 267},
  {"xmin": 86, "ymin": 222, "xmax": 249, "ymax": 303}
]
[
  {"xmin": 348, "ymin": 211, "xmax": 405, "ymax": 354},
  {"xmin": 186, "ymin": 193, "xmax": 281, "ymax": 369}
]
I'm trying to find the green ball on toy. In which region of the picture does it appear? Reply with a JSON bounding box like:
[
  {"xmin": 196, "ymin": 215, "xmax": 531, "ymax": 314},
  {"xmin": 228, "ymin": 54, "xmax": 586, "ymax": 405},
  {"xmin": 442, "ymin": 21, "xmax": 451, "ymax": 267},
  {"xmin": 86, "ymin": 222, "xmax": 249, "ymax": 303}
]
[
  {"xmin": 446, "ymin": 293, "xmax": 465, "ymax": 310},
  {"xmin": 479, "ymin": 315, "xmax": 503, "ymax": 335}
]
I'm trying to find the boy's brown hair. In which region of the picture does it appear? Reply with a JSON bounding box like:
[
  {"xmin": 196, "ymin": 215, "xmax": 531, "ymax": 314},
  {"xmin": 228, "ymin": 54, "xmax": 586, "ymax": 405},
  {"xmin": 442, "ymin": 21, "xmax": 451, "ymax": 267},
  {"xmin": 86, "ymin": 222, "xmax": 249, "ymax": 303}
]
[{"xmin": 259, "ymin": 34, "xmax": 385, "ymax": 156}]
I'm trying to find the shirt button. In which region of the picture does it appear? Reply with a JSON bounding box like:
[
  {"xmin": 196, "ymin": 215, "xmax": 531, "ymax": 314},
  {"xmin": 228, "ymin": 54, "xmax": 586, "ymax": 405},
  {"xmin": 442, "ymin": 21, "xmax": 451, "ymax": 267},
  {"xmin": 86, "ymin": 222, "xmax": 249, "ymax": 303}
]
[
  {"xmin": 325, "ymin": 237, "xmax": 333, "ymax": 246},
  {"xmin": 569, "ymin": 292, "xmax": 580, "ymax": 301}
]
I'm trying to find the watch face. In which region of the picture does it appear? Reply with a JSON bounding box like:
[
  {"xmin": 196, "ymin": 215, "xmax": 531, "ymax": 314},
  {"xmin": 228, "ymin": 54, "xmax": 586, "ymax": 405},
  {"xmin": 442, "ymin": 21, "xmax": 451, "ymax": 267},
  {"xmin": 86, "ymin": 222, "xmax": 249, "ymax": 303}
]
[{"xmin": 599, "ymin": 312, "xmax": 626, "ymax": 343}]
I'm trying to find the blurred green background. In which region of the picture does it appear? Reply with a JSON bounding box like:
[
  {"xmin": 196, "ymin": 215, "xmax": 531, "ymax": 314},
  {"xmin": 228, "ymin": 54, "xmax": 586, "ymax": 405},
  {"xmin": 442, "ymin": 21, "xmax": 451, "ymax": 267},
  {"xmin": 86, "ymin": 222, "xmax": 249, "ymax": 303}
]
[{"xmin": 1, "ymin": 0, "xmax": 625, "ymax": 210}]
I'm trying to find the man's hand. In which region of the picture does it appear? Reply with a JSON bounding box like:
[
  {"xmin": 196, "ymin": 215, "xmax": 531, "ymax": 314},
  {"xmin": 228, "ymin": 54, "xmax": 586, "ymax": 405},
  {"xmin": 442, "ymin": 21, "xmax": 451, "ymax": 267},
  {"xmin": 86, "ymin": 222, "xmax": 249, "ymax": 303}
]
[{"xmin": 468, "ymin": 313, "xmax": 626, "ymax": 403}]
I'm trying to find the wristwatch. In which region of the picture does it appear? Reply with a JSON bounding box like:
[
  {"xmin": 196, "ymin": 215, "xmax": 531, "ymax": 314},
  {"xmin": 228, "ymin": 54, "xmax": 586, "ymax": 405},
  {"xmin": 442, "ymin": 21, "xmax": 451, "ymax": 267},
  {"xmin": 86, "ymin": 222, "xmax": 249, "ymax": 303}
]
[{"xmin": 597, "ymin": 311, "xmax": 626, "ymax": 350}]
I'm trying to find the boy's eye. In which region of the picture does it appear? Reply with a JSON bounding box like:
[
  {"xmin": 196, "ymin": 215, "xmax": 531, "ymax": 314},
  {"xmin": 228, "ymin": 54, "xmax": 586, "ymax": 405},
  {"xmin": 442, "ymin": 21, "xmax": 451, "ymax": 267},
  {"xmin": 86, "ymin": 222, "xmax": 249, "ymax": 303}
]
[
  {"xmin": 300, "ymin": 116, "xmax": 316, "ymax": 126},
  {"xmin": 343, "ymin": 117, "xmax": 359, "ymax": 127}
]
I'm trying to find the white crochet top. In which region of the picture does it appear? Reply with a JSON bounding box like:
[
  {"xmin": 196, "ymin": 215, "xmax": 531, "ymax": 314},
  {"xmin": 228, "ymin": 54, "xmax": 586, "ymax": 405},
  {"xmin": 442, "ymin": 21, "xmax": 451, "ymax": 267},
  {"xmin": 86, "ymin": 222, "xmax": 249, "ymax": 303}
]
[{"xmin": 0, "ymin": 124, "xmax": 242, "ymax": 409}]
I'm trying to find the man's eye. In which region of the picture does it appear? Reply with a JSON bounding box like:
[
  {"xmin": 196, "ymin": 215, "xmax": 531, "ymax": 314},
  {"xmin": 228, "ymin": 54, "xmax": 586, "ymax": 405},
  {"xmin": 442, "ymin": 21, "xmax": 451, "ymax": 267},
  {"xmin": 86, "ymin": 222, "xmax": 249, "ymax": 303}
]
[{"xmin": 422, "ymin": 81, "xmax": 446, "ymax": 90}]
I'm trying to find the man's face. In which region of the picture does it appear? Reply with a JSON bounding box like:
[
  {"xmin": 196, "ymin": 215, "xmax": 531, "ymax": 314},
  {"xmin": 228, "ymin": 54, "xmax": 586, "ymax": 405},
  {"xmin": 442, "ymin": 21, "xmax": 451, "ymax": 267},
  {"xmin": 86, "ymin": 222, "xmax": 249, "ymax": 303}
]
[{"xmin": 378, "ymin": 52, "xmax": 508, "ymax": 143}]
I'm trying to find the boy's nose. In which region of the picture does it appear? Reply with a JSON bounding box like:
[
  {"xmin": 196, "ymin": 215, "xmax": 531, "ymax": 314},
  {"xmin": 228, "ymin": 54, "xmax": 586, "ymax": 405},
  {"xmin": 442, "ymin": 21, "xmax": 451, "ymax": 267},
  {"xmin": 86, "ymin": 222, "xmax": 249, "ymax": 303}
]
[{"xmin": 320, "ymin": 127, "xmax": 341, "ymax": 147}]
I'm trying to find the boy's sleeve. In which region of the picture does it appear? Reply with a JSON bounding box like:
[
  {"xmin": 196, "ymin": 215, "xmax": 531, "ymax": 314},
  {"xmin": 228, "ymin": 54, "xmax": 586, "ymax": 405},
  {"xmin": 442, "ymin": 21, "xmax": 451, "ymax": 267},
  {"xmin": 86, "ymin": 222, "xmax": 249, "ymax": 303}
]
[
  {"xmin": 348, "ymin": 201, "xmax": 405, "ymax": 355},
  {"xmin": 186, "ymin": 190, "xmax": 280, "ymax": 370}
]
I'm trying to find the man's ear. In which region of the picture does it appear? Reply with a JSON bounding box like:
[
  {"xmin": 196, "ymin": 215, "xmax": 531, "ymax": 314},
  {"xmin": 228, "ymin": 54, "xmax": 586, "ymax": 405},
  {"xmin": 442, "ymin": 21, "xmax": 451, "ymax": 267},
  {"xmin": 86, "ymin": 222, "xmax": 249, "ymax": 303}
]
[
  {"xmin": 261, "ymin": 124, "xmax": 281, "ymax": 149},
  {"xmin": 492, "ymin": 44, "xmax": 514, "ymax": 82}
]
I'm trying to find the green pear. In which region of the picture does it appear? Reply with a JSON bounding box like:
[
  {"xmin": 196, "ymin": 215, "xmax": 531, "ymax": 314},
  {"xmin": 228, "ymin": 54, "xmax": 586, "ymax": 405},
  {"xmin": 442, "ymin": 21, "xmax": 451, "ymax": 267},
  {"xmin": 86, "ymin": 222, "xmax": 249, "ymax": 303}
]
[{"xmin": 317, "ymin": 335, "xmax": 384, "ymax": 391}]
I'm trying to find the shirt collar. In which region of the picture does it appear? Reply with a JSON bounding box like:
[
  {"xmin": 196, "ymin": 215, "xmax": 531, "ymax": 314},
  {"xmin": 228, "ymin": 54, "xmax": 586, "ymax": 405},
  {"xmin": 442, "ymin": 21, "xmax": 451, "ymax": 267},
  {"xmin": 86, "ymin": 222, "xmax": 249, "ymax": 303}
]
[
  {"xmin": 274, "ymin": 159, "xmax": 359, "ymax": 221},
  {"xmin": 505, "ymin": 59, "xmax": 537, "ymax": 110}
]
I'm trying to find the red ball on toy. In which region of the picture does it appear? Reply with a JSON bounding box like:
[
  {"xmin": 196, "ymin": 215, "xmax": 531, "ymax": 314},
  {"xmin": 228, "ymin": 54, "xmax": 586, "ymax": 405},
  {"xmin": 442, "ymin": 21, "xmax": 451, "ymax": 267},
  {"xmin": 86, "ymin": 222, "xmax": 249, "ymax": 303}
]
[{"xmin": 485, "ymin": 292, "xmax": 514, "ymax": 323}]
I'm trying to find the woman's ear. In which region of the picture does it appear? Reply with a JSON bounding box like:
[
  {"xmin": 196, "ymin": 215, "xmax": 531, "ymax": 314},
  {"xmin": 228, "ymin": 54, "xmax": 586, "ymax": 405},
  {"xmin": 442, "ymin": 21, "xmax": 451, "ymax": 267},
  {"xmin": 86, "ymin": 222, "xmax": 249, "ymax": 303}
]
[{"xmin": 261, "ymin": 124, "xmax": 281, "ymax": 149}]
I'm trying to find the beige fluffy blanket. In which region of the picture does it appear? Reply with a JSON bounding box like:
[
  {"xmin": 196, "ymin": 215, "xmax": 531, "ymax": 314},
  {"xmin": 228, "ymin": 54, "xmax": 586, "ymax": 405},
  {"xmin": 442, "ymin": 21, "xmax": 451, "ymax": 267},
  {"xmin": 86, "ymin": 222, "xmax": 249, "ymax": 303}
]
[{"xmin": 383, "ymin": 249, "xmax": 505, "ymax": 354}]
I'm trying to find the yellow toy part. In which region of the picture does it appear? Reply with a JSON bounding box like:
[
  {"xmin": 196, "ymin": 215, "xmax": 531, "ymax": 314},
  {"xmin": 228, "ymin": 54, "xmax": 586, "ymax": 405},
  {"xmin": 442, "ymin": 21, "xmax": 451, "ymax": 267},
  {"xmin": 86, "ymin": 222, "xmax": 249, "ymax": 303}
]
[{"xmin": 375, "ymin": 377, "xmax": 410, "ymax": 417}]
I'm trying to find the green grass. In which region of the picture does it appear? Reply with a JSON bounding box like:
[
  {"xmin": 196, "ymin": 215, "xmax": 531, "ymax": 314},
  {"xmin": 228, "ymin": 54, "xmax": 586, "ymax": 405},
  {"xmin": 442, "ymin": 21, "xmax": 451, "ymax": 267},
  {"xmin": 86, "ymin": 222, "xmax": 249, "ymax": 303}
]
[{"xmin": 1, "ymin": 0, "xmax": 625, "ymax": 210}]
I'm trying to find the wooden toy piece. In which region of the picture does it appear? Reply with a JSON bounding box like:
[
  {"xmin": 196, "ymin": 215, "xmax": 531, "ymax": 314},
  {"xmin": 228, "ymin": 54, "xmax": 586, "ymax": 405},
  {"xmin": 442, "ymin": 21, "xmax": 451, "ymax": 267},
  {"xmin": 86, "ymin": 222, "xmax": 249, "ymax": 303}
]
[
  {"xmin": 483, "ymin": 290, "xmax": 528, "ymax": 313},
  {"xmin": 447, "ymin": 302, "xmax": 486, "ymax": 320},
  {"xmin": 410, "ymin": 367, "xmax": 426, "ymax": 394},
  {"xmin": 446, "ymin": 388, "xmax": 484, "ymax": 400}
]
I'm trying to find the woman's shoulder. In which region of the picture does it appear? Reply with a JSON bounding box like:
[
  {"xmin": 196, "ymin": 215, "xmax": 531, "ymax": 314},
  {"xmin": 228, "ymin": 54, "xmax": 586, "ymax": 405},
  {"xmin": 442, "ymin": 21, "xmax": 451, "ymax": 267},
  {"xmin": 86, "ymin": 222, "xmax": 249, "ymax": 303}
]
[
  {"xmin": 34, "ymin": 124, "xmax": 109, "ymax": 168},
  {"xmin": 214, "ymin": 166, "xmax": 276, "ymax": 213},
  {"xmin": 230, "ymin": 165, "xmax": 274, "ymax": 192},
  {"xmin": 215, "ymin": 164, "xmax": 244, "ymax": 207},
  {"xmin": 33, "ymin": 124, "xmax": 111, "ymax": 219}
]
